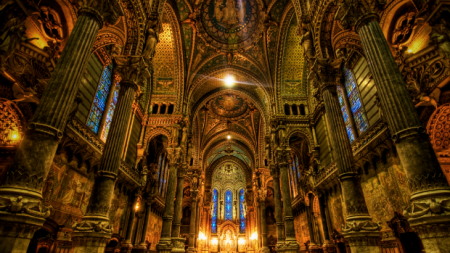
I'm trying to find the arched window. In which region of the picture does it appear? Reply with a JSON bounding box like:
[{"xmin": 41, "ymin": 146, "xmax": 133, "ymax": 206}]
[
  {"xmin": 225, "ymin": 190, "xmax": 233, "ymax": 220},
  {"xmin": 239, "ymin": 189, "xmax": 245, "ymax": 233},
  {"xmin": 86, "ymin": 62, "xmax": 120, "ymax": 142},
  {"xmin": 284, "ymin": 104, "xmax": 291, "ymax": 115},
  {"xmin": 212, "ymin": 189, "xmax": 218, "ymax": 233},
  {"xmin": 87, "ymin": 64, "xmax": 113, "ymax": 134},
  {"xmin": 338, "ymin": 65, "xmax": 369, "ymax": 142}
]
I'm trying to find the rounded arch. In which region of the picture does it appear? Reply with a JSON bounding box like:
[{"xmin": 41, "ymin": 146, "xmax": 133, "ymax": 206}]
[
  {"xmin": 203, "ymin": 139, "xmax": 256, "ymax": 168},
  {"xmin": 143, "ymin": 127, "xmax": 172, "ymax": 151},
  {"xmin": 287, "ymin": 128, "xmax": 315, "ymax": 153},
  {"xmin": 205, "ymin": 156, "xmax": 253, "ymax": 190}
]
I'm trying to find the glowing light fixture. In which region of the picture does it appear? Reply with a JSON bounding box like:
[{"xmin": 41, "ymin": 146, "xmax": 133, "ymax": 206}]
[
  {"xmin": 251, "ymin": 232, "xmax": 258, "ymax": 240},
  {"xmin": 135, "ymin": 202, "xmax": 140, "ymax": 211},
  {"xmin": 408, "ymin": 49, "xmax": 412, "ymax": 53},
  {"xmin": 238, "ymin": 238, "xmax": 246, "ymax": 245},
  {"xmin": 198, "ymin": 231, "xmax": 207, "ymax": 241},
  {"xmin": 12, "ymin": 134, "xmax": 18, "ymax": 140},
  {"xmin": 224, "ymin": 75, "xmax": 235, "ymax": 87},
  {"xmin": 211, "ymin": 238, "xmax": 218, "ymax": 245},
  {"xmin": 227, "ymin": 135, "xmax": 231, "ymax": 140}
]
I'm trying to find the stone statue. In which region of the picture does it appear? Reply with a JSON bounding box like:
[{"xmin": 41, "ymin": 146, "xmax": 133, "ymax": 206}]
[
  {"xmin": 0, "ymin": 20, "xmax": 38, "ymax": 69},
  {"xmin": 299, "ymin": 26, "xmax": 314, "ymax": 60},
  {"xmin": 142, "ymin": 19, "xmax": 159, "ymax": 61}
]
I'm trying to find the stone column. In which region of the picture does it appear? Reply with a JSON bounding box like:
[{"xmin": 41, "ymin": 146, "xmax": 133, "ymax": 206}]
[
  {"xmin": 0, "ymin": 3, "xmax": 123, "ymax": 253},
  {"xmin": 134, "ymin": 197, "xmax": 155, "ymax": 253},
  {"xmin": 334, "ymin": 4, "xmax": 450, "ymax": 251},
  {"xmin": 72, "ymin": 56, "xmax": 147, "ymax": 253},
  {"xmin": 318, "ymin": 195, "xmax": 335, "ymax": 253},
  {"xmin": 305, "ymin": 195, "xmax": 319, "ymax": 253},
  {"xmin": 171, "ymin": 165, "xmax": 187, "ymax": 253},
  {"xmin": 269, "ymin": 164, "xmax": 285, "ymax": 248},
  {"xmin": 312, "ymin": 58, "xmax": 380, "ymax": 253},
  {"xmin": 156, "ymin": 147, "xmax": 182, "ymax": 253},
  {"xmin": 187, "ymin": 189, "xmax": 199, "ymax": 253},
  {"xmin": 276, "ymin": 149, "xmax": 299, "ymax": 253},
  {"xmin": 259, "ymin": 191, "xmax": 270, "ymax": 253},
  {"xmin": 121, "ymin": 192, "xmax": 140, "ymax": 252}
]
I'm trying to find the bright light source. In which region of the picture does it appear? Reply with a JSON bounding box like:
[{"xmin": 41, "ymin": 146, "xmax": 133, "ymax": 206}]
[
  {"xmin": 238, "ymin": 239, "xmax": 246, "ymax": 245},
  {"xmin": 135, "ymin": 202, "xmax": 139, "ymax": 211},
  {"xmin": 198, "ymin": 231, "xmax": 207, "ymax": 241},
  {"xmin": 227, "ymin": 135, "xmax": 231, "ymax": 139},
  {"xmin": 408, "ymin": 49, "xmax": 412, "ymax": 53},
  {"xmin": 224, "ymin": 75, "xmax": 235, "ymax": 87},
  {"xmin": 211, "ymin": 239, "xmax": 218, "ymax": 245},
  {"xmin": 12, "ymin": 134, "xmax": 18, "ymax": 140},
  {"xmin": 251, "ymin": 232, "xmax": 258, "ymax": 240}
]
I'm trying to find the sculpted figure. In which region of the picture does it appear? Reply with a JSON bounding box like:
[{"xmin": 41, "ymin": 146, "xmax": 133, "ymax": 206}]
[
  {"xmin": 430, "ymin": 18, "xmax": 450, "ymax": 66},
  {"xmin": 299, "ymin": 26, "xmax": 314, "ymax": 60},
  {"xmin": 142, "ymin": 19, "xmax": 159, "ymax": 61},
  {"xmin": 0, "ymin": 20, "xmax": 38, "ymax": 69}
]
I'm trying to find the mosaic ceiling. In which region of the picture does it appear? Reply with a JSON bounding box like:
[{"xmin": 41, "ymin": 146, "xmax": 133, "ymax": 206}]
[
  {"xmin": 210, "ymin": 94, "xmax": 248, "ymax": 118},
  {"xmin": 196, "ymin": 0, "xmax": 263, "ymax": 51}
]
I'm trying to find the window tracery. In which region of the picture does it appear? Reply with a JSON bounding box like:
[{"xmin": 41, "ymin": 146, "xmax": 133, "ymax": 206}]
[
  {"xmin": 212, "ymin": 188, "xmax": 218, "ymax": 233},
  {"xmin": 87, "ymin": 64, "xmax": 113, "ymax": 134},
  {"xmin": 239, "ymin": 188, "xmax": 245, "ymax": 233},
  {"xmin": 225, "ymin": 190, "xmax": 233, "ymax": 221}
]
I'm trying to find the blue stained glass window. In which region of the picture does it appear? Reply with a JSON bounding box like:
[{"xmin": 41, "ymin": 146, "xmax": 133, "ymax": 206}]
[
  {"xmin": 343, "ymin": 66, "xmax": 369, "ymax": 135},
  {"xmin": 212, "ymin": 189, "xmax": 218, "ymax": 233},
  {"xmin": 87, "ymin": 64, "xmax": 113, "ymax": 133},
  {"xmin": 101, "ymin": 83, "xmax": 120, "ymax": 141},
  {"xmin": 225, "ymin": 190, "xmax": 233, "ymax": 220},
  {"xmin": 337, "ymin": 86, "xmax": 355, "ymax": 143},
  {"xmin": 239, "ymin": 189, "xmax": 245, "ymax": 233}
]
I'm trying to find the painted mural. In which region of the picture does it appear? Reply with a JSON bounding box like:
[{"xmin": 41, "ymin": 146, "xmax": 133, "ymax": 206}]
[
  {"xmin": 108, "ymin": 187, "xmax": 128, "ymax": 232},
  {"xmin": 43, "ymin": 152, "xmax": 95, "ymax": 227},
  {"xmin": 146, "ymin": 211, "xmax": 163, "ymax": 249},
  {"xmin": 293, "ymin": 212, "xmax": 309, "ymax": 244},
  {"xmin": 360, "ymin": 156, "xmax": 411, "ymax": 230}
]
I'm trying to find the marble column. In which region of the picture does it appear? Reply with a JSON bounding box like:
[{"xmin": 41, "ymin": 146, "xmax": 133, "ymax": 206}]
[
  {"xmin": 269, "ymin": 164, "xmax": 285, "ymax": 248},
  {"xmin": 135, "ymin": 197, "xmax": 156, "ymax": 253},
  {"xmin": 157, "ymin": 147, "xmax": 182, "ymax": 253},
  {"xmin": 276, "ymin": 149, "xmax": 299, "ymax": 253},
  {"xmin": 187, "ymin": 190, "xmax": 199, "ymax": 253},
  {"xmin": 0, "ymin": 3, "xmax": 123, "ymax": 253},
  {"xmin": 171, "ymin": 165, "xmax": 187, "ymax": 253},
  {"xmin": 121, "ymin": 193, "xmax": 140, "ymax": 252},
  {"xmin": 305, "ymin": 195, "xmax": 320, "ymax": 253},
  {"xmin": 345, "ymin": 11, "xmax": 450, "ymax": 252},
  {"xmin": 318, "ymin": 195, "xmax": 335, "ymax": 253},
  {"xmin": 259, "ymin": 192, "xmax": 270, "ymax": 253},
  {"xmin": 72, "ymin": 56, "xmax": 147, "ymax": 253},
  {"xmin": 313, "ymin": 59, "xmax": 380, "ymax": 253}
]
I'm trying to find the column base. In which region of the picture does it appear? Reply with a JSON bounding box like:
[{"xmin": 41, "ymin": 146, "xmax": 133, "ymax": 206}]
[
  {"xmin": 132, "ymin": 245, "xmax": 149, "ymax": 253},
  {"xmin": 120, "ymin": 242, "xmax": 134, "ymax": 253},
  {"xmin": 276, "ymin": 240, "xmax": 299, "ymax": 253},
  {"xmin": 342, "ymin": 231, "xmax": 380, "ymax": 253},
  {"xmin": 171, "ymin": 237, "xmax": 186, "ymax": 253},
  {"xmin": 72, "ymin": 232, "xmax": 112, "ymax": 253},
  {"xmin": 408, "ymin": 214, "xmax": 450, "ymax": 253},
  {"xmin": 259, "ymin": 246, "xmax": 270, "ymax": 253},
  {"xmin": 157, "ymin": 238, "xmax": 174, "ymax": 253},
  {"xmin": 186, "ymin": 246, "xmax": 196, "ymax": 253},
  {"xmin": 0, "ymin": 213, "xmax": 45, "ymax": 253},
  {"xmin": 308, "ymin": 243, "xmax": 323, "ymax": 253},
  {"xmin": 321, "ymin": 241, "xmax": 336, "ymax": 253}
]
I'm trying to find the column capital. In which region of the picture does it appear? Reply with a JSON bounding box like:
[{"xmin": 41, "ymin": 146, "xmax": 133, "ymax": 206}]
[
  {"xmin": 310, "ymin": 58, "xmax": 343, "ymax": 94},
  {"xmin": 275, "ymin": 148, "xmax": 291, "ymax": 167},
  {"xmin": 334, "ymin": 0, "xmax": 380, "ymax": 30},
  {"xmin": 269, "ymin": 163, "xmax": 279, "ymax": 178},
  {"xmin": 114, "ymin": 56, "xmax": 151, "ymax": 91},
  {"xmin": 166, "ymin": 147, "xmax": 182, "ymax": 166},
  {"xmin": 78, "ymin": 0, "xmax": 125, "ymax": 27}
]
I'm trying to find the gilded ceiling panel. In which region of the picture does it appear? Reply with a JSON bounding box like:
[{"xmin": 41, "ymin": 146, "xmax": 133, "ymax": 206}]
[{"xmin": 153, "ymin": 23, "xmax": 177, "ymax": 95}]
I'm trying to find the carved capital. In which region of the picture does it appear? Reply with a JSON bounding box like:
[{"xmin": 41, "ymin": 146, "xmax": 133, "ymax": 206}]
[
  {"xmin": 334, "ymin": 0, "xmax": 377, "ymax": 30},
  {"xmin": 311, "ymin": 58, "xmax": 343, "ymax": 94},
  {"xmin": 166, "ymin": 147, "xmax": 182, "ymax": 166},
  {"xmin": 114, "ymin": 56, "xmax": 150, "ymax": 91},
  {"xmin": 78, "ymin": 0, "xmax": 125, "ymax": 27}
]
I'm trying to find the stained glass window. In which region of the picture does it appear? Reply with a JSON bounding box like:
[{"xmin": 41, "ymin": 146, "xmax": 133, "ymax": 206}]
[
  {"xmin": 343, "ymin": 66, "xmax": 369, "ymax": 135},
  {"xmin": 212, "ymin": 189, "xmax": 218, "ymax": 233},
  {"xmin": 239, "ymin": 189, "xmax": 245, "ymax": 233},
  {"xmin": 225, "ymin": 190, "xmax": 233, "ymax": 221},
  {"xmin": 295, "ymin": 156, "xmax": 301, "ymax": 180},
  {"xmin": 100, "ymin": 82, "xmax": 120, "ymax": 141},
  {"xmin": 337, "ymin": 86, "xmax": 355, "ymax": 143},
  {"xmin": 87, "ymin": 64, "xmax": 113, "ymax": 133}
]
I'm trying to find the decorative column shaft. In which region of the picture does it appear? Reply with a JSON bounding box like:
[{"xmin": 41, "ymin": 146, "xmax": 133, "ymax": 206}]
[
  {"xmin": 187, "ymin": 190, "xmax": 199, "ymax": 253},
  {"xmin": 157, "ymin": 147, "xmax": 182, "ymax": 253},
  {"xmin": 259, "ymin": 193, "xmax": 269, "ymax": 253},
  {"xmin": 269, "ymin": 164, "xmax": 285, "ymax": 247},
  {"xmin": 276, "ymin": 150, "xmax": 299, "ymax": 253},
  {"xmin": 72, "ymin": 56, "xmax": 147, "ymax": 253},
  {"xmin": 318, "ymin": 195, "xmax": 335, "ymax": 253},
  {"xmin": 136, "ymin": 198, "xmax": 155, "ymax": 252},
  {"xmin": 312, "ymin": 58, "xmax": 380, "ymax": 253},
  {"xmin": 171, "ymin": 165, "xmax": 186, "ymax": 253},
  {"xmin": 0, "ymin": 4, "xmax": 123, "ymax": 252},
  {"xmin": 333, "ymin": 3, "xmax": 450, "ymax": 250},
  {"xmin": 121, "ymin": 193, "xmax": 139, "ymax": 252}
]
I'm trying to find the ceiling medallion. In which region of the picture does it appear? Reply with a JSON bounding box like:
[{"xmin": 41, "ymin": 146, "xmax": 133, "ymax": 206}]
[
  {"xmin": 210, "ymin": 94, "xmax": 249, "ymax": 118},
  {"xmin": 197, "ymin": 0, "xmax": 263, "ymax": 52}
]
